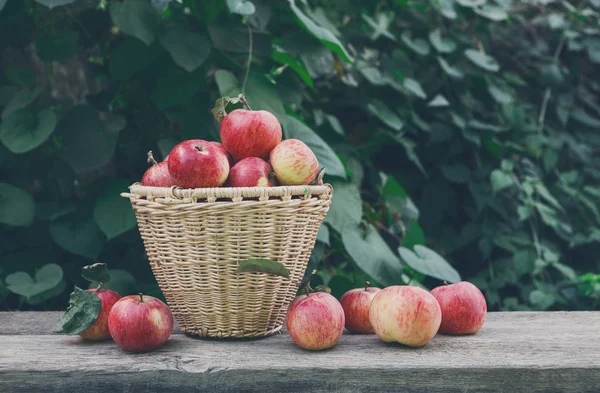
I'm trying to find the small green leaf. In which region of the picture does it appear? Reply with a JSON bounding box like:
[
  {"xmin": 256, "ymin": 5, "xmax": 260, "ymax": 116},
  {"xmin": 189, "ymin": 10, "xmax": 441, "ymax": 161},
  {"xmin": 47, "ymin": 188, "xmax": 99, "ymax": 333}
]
[
  {"xmin": 488, "ymin": 84, "xmax": 512, "ymax": 104},
  {"xmin": 0, "ymin": 109, "xmax": 57, "ymax": 153},
  {"xmin": 367, "ymin": 100, "xmax": 404, "ymax": 131},
  {"xmin": 362, "ymin": 12, "xmax": 396, "ymax": 41},
  {"xmin": 403, "ymin": 77, "xmax": 427, "ymax": 99},
  {"xmin": 227, "ymin": 0, "xmax": 255, "ymax": 15},
  {"xmin": 428, "ymin": 94, "xmax": 450, "ymax": 107},
  {"xmin": 436, "ymin": 0, "xmax": 457, "ymax": 19},
  {"xmin": 456, "ymin": 0, "xmax": 486, "ymax": 7},
  {"xmin": 55, "ymin": 286, "xmax": 102, "ymax": 335},
  {"xmin": 236, "ymin": 259, "xmax": 290, "ymax": 278},
  {"xmin": 81, "ymin": 263, "xmax": 111, "ymax": 284},
  {"xmin": 429, "ymin": 29, "xmax": 456, "ymax": 53},
  {"xmin": 529, "ymin": 289, "xmax": 554, "ymax": 310},
  {"xmin": 160, "ymin": 29, "xmax": 211, "ymax": 72},
  {"xmin": 401, "ymin": 32, "xmax": 430, "ymax": 56},
  {"xmin": 272, "ymin": 47, "xmax": 314, "ymax": 88},
  {"xmin": 93, "ymin": 179, "xmax": 137, "ymax": 240},
  {"xmin": 441, "ymin": 164, "xmax": 471, "ymax": 183},
  {"xmin": 110, "ymin": 0, "xmax": 159, "ymax": 46},
  {"xmin": 464, "ymin": 49, "xmax": 500, "ymax": 72},
  {"xmin": 211, "ymin": 96, "xmax": 232, "ymax": 124},
  {"xmin": 1, "ymin": 87, "xmax": 41, "ymax": 120},
  {"xmin": 35, "ymin": 0, "xmax": 78, "ymax": 8},
  {"xmin": 490, "ymin": 169, "xmax": 514, "ymax": 193},
  {"xmin": 0, "ymin": 183, "xmax": 35, "ymax": 227},
  {"xmin": 399, "ymin": 245, "xmax": 461, "ymax": 283},
  {"xmin": 438, "ymin": 57, "xmax": 464, "ymax": 79},
  {"xmin": 288, "ymin": 0, "xmax": 353, "ymax": 63},
  {"xmin": 474, "ymin": 4, "xmax": 508, "ymax": 21}
]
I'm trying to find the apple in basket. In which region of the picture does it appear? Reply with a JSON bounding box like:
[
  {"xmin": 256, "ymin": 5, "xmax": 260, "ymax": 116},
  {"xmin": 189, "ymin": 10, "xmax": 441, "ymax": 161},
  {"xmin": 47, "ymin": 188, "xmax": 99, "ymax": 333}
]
[
  {"xmin": 108, "ymin": 293, "xmax": 174, "ymax": 352},
  {"xmin": 141, "ymin": 151, "xmax": 173, "ymax": 187},
  {"xmin": 220, "ymin": 108, "xmax": 282, "ymax": 161},
  {"xmin": 339, "ymin": 281, "xmax": 381, "ymax": 334},
  {"xmin": 168, "ymin": 139, "xmax": 230, "ymax": 188},
  {"xmin": 286, "ymin": 273, "xmax": 345, "ymax": 350},
  {"xmin": 270, "ymin": 139, "xmax": 319, "ymax": 185},
  {"xmin": 226, "ymin": 157, "xmax": 277, "ymax": 187}
]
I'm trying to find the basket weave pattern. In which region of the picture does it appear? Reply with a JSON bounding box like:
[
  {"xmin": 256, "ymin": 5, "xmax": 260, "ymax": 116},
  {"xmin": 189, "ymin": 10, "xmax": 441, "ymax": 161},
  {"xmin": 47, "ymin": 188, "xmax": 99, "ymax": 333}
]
[{"xmin": 122, "ymin": 184, "xmax": 332, "ymax": 338}]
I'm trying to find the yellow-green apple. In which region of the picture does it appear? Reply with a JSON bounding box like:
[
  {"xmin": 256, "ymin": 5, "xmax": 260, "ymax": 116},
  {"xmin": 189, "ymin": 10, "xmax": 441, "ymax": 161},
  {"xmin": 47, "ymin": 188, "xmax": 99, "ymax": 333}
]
[
  {"xmin": 430, "ymin": 281, "xmax": 487, "ymax": 335},
  {"xmin": 108, "ymin": 293, "xmax": 173, "ymax": 352},
  {"xmin": 286, "ymin": 291, "xmax": 345, "ymax": 350},
  {"xmin": 369, "ymin": 285, "xmax": 441, "ymax": 347},
  {"xmin": 79, "ymin": 288, "xmax": 121, "ymax": 341},
  {"xmin": 340, "ymin": 281, "xmax": 381, "ymax": 334},
  {"xmin": 167, "ymin": 139, "xmax": 230, "ymax": 188},
  {"xmin": 226, "ymin": 157, "xmax": 276, "ymax": 187},
  {"xmin": 270, "ymin": 139, "xmax": 319, "ymax": 185},
  {"xmin": 220, "ymin": 109, "xmax": 282, "ymax": 161},
  {"xmin": 141, "ymin": 151, "xmax": 173, "ymax": 187}
]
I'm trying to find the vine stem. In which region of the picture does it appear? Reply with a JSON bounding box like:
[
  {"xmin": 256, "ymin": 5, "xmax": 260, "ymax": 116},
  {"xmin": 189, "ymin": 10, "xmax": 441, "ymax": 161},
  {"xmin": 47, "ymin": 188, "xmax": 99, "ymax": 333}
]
[{"xmin": 241, "ymin": 23, "xmax": 253, "ymax": 96}]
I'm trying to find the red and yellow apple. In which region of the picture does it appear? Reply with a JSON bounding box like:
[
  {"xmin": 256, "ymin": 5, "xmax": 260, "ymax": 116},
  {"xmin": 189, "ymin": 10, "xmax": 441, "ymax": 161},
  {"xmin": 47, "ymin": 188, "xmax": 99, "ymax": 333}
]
[
  {"xmin": 220, "ymin": 109, "xmax": 282, "ymax": 161},
  {"xmin": 79, "ymin": 288, "xmax": 121, "ymax": 341},
  {"xmin": 167, "ymin": 139, "xmax": 230, "ymax": 188},
  {"xmin": 430, "ymin": 281, "xmax": 487, "ymax": 335},
  {"xmin": 108, "ymin": 293, "xmax": 174, "ymax": 352},
  {"xmin": 369, "ymin": 285, "xmax": 441, "ymax": 347},
  {"xmin": 226, "ymin": 157, "xmax": 275, "ymax": 187},
  {"xmin": 141, "ymin": 151, "xmax": 173, "ymax": 187},
  {"xmin": 340, "ymin": 282, "xmax": 381, "ymax": 334},
  {"xmin": 286, "ymin": 291, "xmax": 345, "ymax": 350},
  {"xmin": 270, "ymin": 139, "xmax": 319, "ymax": 185},
  {"xmin": 210, "ymin": 141, "xmax": 234, "ymax": 167}
]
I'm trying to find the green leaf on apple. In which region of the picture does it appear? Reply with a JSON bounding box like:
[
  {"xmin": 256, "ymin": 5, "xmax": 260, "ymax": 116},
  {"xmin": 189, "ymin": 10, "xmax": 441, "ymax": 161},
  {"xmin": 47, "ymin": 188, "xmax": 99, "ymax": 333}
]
[
  {"xmin": 211, "ymin": 96, "xmax": 232, "ymax": 123},
  {"xmin": 236, "ymin": 258, "xmax": 290, "ymax": 278},
  {"xmin": 55, "ymin": 286, "xmax": 102, "ymax": 335},
  {"xmin": 398, "ymin": 245, "xmax": 461, "ymax": 283},
  {"xmin": 81, "ymin": 263, "xmax": 111, "ymax": 285}
]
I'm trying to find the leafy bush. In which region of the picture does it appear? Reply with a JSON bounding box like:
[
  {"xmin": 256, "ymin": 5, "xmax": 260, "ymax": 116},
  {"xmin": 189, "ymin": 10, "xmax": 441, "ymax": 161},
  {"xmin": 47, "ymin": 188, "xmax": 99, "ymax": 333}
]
[{"xmin": 1, "ymin": 0, "xmax": 599, "ymax": 311}]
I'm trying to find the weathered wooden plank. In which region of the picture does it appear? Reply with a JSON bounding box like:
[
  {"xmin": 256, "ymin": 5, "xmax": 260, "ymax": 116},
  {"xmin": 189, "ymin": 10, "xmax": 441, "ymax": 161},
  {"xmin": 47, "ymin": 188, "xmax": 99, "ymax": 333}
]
[{"xmin": 1, "ymin": 312, "xmax": 599, "ymax": 392}]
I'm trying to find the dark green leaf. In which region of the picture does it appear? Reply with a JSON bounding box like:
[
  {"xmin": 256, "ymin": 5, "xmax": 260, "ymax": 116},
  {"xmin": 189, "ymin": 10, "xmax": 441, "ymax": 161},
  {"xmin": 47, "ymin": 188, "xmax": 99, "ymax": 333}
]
[
  {"xmin": 55, "ymin": 286, "xmax": 102, "ymax": 335},
  {"xmin": 227, "ymin": 0, "xmax": 255, "ymax": 15},
  {"xmin": 288, "ymin": 0, "xmax": 352, "ymax": 63},
  {"xmin": 0, "ymin": 109, "xmax": 57, "ymax": 153},
  {"xmin": 490, "ymin": 170, "xmax": 514, "ymax": 193},
  {"xmin": 488, "ymin": 84, "xmax": 513, "ymax": 104},
  {"xmin": 81, "ymin": 263, "xmax": 111, "ymax": 284},
  {"xmin": 367, "ymin": 100, "xmax": 404, "ymax": 131},
  {"xmin": 324, "ymin": 181, "xmax": 362, "ymax": 232},
  {"xmin": 401, "ymin": 32, "xmax": 430, "ymax": 56},
  {"xmin": 382, "ymin": 174, "xmax": 419, "ymax": 220},
  {"xmin": 571, "ymin": 108, "xmax": 600, "ymax": 127},
  {"xmin": 474, "ymin": 4, "xmax": 508, "ymax": 21},
  {"xmin": 456, "ymin": 0, "xmax": 485, "ymax": 7},
  {"xmin": 5, "ymin": 264, "xmax": 64, "ymax": 301},
  {"xmin": 236, "ymin": 258, "xmax": 290, "ymax": 278},
  {"xmin": 49, "ymin": 214, "xmax": 105, "ymax": 259},
  {"xmin": 316, "ymin": 224, "xmax": 330, "ymax": 245},
  {"xmin": 399, "ymin": 245, "xmax": 461, "ymax": 283},
  {"xmin": 245, "ymin": 72, "xmax": 287, "ymax": 126},
  {"xmin": 35, "ymin": 0, "xmax": 78, "ymax": 8},
  {"xmin": 0, "ymin": 182, "xmax": 35, "ymax": 227},
  {"xmin": 152, "ymin": 66, "xmax": 205, "ymax": 110},
  {"xmin": 343, "ymin": 224, "xmax": 403, "ymax": 287},
  {"xmin": 438, "ymin": 57, "xmax": 464, "ymax": 79},
  {"xmin": 429, "ymin": 29, "xmax": 456, "ymax": 53},
  {"xmin": 283, "ymin": 115, "xmax": 346, "ymax": 178},
  {"xmin": 110, "ymin": 0, "xmax": 159, "ymax": 45},
  {"xmin": 403, "ymin": 77, "xmax": 427, "ymax": 99},
  {"xmin": 1, "ymin": 87, "xmax": 40, "ymax": 120},
  {"xmin": 36, "ymin": 30, "xmax": 79, "ymax": 62},
  {"xmin": 529, "ymin": 289, "xmax": 554, "ymax": 310},
  {"xmin": 93, "ymin": 179, "xmax": 137, "ymax": 240},
  {"xmin": 272, "ymin": 47, "xmax": 314, "ymax": 88},
  {"xmin": 5, "ymin": 66, "xmax": 35, "ymax": 87},
  {"xmin": 402, "ymin": 220, "xmax": 425, "ymax": 250},
  {"xmin": 109, "ymin": 38, "xmax": 161, "ymax": 80},
  {"xmin": 436, "ymin": 0, "xmax": 457, "ymax": 19},
  {"xmin": 215, "ymin": 70, "xmax": 241, "ymax": 97},
  {"xmin": 441, "ymin": 164, "xmax": 471, "ymax": 183},
  {"xmin": 464, "ymin": 49, "xmax": 500, "ymax": 72},
  {"xmin": 160, "ymin": 29, "xmax": 211, "ymax": 72}
]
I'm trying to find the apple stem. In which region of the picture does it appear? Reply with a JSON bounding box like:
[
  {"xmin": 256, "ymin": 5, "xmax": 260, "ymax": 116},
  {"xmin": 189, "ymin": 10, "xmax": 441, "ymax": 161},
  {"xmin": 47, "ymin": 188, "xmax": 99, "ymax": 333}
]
[
  {"xmin": 96, "ymin": 282, "xmax": 104, "ymax": 290},
  {"xmin": 443, "ymin": 281, "xmax": 448, "ymax": 286},
  {"xmin": 301, "ymin": 269, "xmax": 317, "ymax": 295},
  {"xmin": 147, "ymin": 150, "xmax": 158, "ymax": 166},
  {"xmin": 138, "ymin": 293, "xmax": 144, "ymax": 303},
  {"xmin": 364, "ymin": 281, "xmax": 370, "ymax": 291},
  {"xmin": 238, "ymin": 95, "xmax": 253, "ymax": 111}
]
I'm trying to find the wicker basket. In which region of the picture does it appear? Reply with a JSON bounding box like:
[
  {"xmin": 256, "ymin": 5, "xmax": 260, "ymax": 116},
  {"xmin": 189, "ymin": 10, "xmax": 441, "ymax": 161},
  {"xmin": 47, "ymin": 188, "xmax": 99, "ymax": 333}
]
[{"xmin": 121, "ymin": 183, "xmax": 332, "ymax": 338}]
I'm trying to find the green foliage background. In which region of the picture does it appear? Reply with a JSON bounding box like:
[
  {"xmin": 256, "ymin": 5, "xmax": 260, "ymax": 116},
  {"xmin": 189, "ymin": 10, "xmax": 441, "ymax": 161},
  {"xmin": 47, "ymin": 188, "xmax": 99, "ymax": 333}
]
[{"xmin": 1, "ymin": 0, "xmax": 600, "ymax": 311}]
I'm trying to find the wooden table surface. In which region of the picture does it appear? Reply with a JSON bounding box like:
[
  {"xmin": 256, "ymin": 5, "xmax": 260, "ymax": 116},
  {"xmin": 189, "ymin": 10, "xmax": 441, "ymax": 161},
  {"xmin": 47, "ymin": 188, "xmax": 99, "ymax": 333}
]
[{"xmin": 1, "ymin": 311, "xmax": 599, "ymax": 392}]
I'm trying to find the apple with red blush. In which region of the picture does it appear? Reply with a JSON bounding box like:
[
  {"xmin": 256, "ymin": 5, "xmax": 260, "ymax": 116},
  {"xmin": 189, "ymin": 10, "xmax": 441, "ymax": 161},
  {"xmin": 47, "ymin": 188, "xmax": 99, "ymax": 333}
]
[
  {"xmin": 369, "ymin": 285, "xmax": 441, "ymax": 347},
  {"xmin": 226, "ymin": 157, "xmax": 276, "ymax": 187},
  {"xmin": 340, "ymin": 281, "xmax": 381, "ymax": 334},
  {"xmin": 78, "ymin": 287, "xmax": 121, "ymax": 341},
  {"xmin": 430, "ymin": 281, "xmax": 487, "ymax": 335},
  {"xmin": 210, "ymin": 141, "xmax": 234, "ymax": 167},
  {"xmin": 168, "ymin": 139, "xmax": 230, "ymax": 188},
  {"xmin": 141, "ymin": 151, "xmax": 173, "ymax": 187},
  {"xmin": 286, "ymin": 271, "xmax": 344, "ymax": 350},
  {"xmin": 108, "ymin": 293, "xmax": 174, "ymax": 352},
  {"xmin": 270, "ymin": 139, "xmax": 319, "ymax": 185}
]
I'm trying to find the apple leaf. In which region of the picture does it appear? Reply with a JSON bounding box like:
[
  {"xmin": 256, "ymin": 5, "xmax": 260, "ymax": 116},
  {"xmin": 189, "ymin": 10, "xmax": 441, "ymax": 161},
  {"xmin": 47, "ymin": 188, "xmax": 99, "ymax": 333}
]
[
  {"xmin": 211, "ymin": 96, "xmax": 232, "ymax": 123},
  {"xmin": 236, "ymin": 258, "xmax": 290, "ymax": 278},
  {"xmin": 81, "ymin": 263, "xmax": 111, "ymax": 285},
  {"xmin": 55, "ymin": 286, "xmax": 101, "ymax": 335},
  {"xmin": 300, "ymin": 284, "xmax": 331, "ymax": 294}
]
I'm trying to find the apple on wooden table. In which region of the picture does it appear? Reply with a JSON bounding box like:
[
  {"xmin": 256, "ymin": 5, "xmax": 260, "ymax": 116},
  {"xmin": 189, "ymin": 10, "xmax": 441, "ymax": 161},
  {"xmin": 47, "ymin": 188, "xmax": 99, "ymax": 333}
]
[
  {"xmin": 340, "ymin": 281, "xmax": 381, "ymax": 334},
  {"xmin": 430, "ymin": 281, "xmax": 487, "ymax": 335},
  {"xmin": 369, "ymin": 285, "xmax": 441, "ymax": 347}
]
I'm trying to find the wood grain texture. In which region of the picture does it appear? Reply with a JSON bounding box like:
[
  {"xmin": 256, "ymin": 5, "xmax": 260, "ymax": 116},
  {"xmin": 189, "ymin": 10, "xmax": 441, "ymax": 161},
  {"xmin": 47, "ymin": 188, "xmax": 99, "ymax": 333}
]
[{"xmin": 1, "ymin": 312, "xmax": 599, "ymax": 392}]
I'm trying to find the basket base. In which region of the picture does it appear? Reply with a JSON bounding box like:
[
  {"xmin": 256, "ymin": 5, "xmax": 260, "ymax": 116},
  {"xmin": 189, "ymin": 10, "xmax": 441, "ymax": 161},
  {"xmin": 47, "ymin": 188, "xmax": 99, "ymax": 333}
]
[{"xmin": 180, "ymin": 324, "xmax": 283, "ymax": 339}]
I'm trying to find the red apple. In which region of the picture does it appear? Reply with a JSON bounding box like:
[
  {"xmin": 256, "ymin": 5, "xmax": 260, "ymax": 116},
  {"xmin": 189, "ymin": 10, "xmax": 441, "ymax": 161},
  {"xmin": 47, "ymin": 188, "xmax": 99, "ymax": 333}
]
[
  {"xmin": 210, "ymin": 141, "xmax": 234, "ymax": 167},
  {"xmin": 369, "ymin": 286, "xmax": 441, "ymax": 347},
  {"xmin": 220, "ymin": 109, "xmax": 282, "ymax": 161},
  {"xmin": 270, "ymin": 139, "xmax": 319, "ymax": 185},
  {"xmin": 79, "ymin": 288, "xmax": 121, "ymax": 341},
  {"xmin": 286, "ymin": 291, "xmax": 345, "ymax": 351},
  {"xmin": 108, "ymin": 293, "xmax": 173, "ymax": 352},
  {"xmin": 142, "ymin": 151, "xmax": 173, "ymax": 187},
  {"xmin": 340, "ymin": 281, "xmax": 381, "ymax": 334},
  {"xmin": 167, "ymin": 139, "xmax": 230, "ymax": 188},
  {"xmin": 226, "ymin": 157, "xmax": 276, "ymax": 187},
  {"xmin": 430, "ymin": 281, "xmax": 487, "ymax": 335}
]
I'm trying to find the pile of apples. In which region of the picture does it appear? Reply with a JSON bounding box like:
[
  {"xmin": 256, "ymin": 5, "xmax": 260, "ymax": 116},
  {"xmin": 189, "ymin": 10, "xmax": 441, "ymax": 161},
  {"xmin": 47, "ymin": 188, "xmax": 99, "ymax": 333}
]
[
  {"xmin": 142, "ymin": 104, "xmax": 323, "ymax": 189},
  {"xmin": 286, "ymin": 275, "xmax": 487, "ymax": 350}
]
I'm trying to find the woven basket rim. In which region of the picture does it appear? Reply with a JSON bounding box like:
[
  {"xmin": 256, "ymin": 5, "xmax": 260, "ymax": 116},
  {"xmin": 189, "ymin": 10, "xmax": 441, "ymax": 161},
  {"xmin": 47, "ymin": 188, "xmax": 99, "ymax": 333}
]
[{"xmin": 126, "ymin": 182, "xmax": 333, "ymax": 200}]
